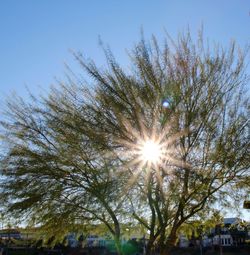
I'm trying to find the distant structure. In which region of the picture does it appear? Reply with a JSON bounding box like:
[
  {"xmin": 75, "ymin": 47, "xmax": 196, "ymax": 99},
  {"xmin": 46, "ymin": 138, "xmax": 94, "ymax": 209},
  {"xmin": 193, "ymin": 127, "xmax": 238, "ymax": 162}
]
[
  {"xmin": 0, "ymin": 229, "xmax": 21, "ymax": 239},
  {"xmin": 212, "ymin": 218, "xmax": 247, "ymax": 247},
  {"xmin": 179, "ymin": 217, "xmax": 249, "ymax": 248}
]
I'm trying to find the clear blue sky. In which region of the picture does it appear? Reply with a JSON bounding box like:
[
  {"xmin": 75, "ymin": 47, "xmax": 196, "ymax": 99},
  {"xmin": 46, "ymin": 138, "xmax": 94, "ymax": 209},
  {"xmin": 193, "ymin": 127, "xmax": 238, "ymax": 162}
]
[
  {"xmin": 0, "ymin": 1, "xmax": 249, "ymax": 219},
  {"xmin": 0, "ymin": 0, "xmax": 249, "ymax": 98}
]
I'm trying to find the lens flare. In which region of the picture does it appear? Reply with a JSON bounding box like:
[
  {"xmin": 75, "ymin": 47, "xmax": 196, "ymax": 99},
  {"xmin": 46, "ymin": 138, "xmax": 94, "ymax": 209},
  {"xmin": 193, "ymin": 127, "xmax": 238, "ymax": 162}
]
[
  {"xmin": 115, "ymin": 110, "xmax": 187, "ymax": 188},
  {"xmin": 140, "ymin": 140, "xmax": 162, "ymax": 165}
]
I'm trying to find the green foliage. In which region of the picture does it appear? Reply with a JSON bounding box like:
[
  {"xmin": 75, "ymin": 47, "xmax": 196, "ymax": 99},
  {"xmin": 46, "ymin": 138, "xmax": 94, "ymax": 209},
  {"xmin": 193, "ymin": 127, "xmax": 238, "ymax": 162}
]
[
  {"xmin": 0, "ymin": 29, "xmax": 249, "ymax": 254},
  {"xmin": 122, "ymin": 239, "xmax": 141, "ymax": 255}
]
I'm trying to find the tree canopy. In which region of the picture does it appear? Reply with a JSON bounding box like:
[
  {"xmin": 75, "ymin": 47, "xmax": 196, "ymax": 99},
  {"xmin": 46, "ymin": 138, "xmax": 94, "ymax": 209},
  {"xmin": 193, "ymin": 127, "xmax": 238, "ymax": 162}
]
[{"xmin": 0, "ymin": 31, "xmax": 249, "ymax": 255}]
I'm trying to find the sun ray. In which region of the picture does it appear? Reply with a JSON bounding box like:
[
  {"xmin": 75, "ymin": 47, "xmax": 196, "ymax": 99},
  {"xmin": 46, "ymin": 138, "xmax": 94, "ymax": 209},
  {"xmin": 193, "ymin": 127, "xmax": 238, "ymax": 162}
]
[
  {"xmin": 112, "ymin": 108, "xmax": 188, "ymax": 193},
  {"xmin": 123, "ymin": 161, "xmax": 147, "ymax": 194}
]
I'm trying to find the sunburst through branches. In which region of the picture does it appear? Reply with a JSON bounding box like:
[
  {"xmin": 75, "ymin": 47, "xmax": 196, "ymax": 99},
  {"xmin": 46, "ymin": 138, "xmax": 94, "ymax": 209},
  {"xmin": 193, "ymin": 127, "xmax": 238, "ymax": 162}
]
[
  {"xmin": 139, "ymin": 139, "xmax": 162, "ymax": 166},
  {"xmin": 116, "ymin": 109, "xmax": 188, "ymax": 190}
]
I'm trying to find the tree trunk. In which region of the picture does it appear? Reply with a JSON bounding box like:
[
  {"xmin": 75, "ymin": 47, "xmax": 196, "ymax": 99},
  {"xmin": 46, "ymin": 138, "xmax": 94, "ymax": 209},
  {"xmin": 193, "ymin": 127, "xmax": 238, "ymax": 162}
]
[
  {"xmin": 145, "ymin": 239, "xmax": 154, "ymax": 255},
  {"xmin": 114, "ymin": 236, "xmax": 123, "ymax": 255},
  {"xmin": 158, "ymin": 229, "xmax": 166, "ymax": 255},
  {"xmin": 160, "ymin": 231, "xmax": 178, "ymax": 255}
]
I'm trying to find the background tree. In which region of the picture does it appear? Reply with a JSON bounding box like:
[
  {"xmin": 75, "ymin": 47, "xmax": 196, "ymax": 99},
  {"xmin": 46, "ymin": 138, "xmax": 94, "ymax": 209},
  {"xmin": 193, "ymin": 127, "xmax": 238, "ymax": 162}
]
[{"xmin": 0, "ymin": 30, "xmax": 249, "ymax": 255}]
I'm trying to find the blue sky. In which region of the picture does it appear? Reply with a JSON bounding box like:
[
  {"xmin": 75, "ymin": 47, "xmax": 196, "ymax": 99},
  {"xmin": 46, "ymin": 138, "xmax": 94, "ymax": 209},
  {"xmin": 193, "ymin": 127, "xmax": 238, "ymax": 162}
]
[
  {"xmin": 0, "ymin": 1, "xmax": 249, "ymax": 219},
  {"xmin": 0, "ymin": 0, "xmax": 249, "ymax": 98}
]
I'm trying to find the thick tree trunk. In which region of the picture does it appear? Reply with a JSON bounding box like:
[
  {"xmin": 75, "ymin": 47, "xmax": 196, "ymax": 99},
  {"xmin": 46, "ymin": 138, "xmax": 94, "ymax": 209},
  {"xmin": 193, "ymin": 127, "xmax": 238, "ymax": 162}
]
[
  {"xmin": 160, "ymin": 231, "xmax": 178, "ymax": 255},
  {"xmin": 145, "ymin": 239, "xmax": 154, "ymax": 255},
  {"xmin": 158, "ymin": 230, "xmax": 165, "ymax": 255}
]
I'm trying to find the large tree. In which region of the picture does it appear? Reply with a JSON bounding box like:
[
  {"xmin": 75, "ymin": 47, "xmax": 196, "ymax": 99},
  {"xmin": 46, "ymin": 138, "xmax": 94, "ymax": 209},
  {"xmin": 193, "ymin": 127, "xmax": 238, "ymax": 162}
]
[{"xmin": 1, "ymin": 31, "xmax": 249, "ymax": 255}]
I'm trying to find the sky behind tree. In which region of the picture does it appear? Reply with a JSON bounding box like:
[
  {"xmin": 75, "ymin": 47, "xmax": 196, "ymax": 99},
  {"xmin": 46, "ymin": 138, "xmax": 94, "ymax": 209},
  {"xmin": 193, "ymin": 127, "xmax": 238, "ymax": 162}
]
[
  {"xmin": 0, "ymin": 1, "xmax": 249, "ymax": 98},
  {"xmin": 0, "ymin": 0, "xmax": 249, "ymax": 219}
]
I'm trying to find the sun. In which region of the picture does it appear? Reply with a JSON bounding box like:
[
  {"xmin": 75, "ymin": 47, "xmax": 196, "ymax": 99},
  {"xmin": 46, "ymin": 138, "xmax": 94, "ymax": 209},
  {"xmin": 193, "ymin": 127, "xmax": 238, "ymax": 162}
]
[
  {"xmin": 139, "ymin": 140, "xmax": 162, "ymax": 166},
  {"xmin": 115, "ymin": 109, "xmax": 187, "ymax": 182}
]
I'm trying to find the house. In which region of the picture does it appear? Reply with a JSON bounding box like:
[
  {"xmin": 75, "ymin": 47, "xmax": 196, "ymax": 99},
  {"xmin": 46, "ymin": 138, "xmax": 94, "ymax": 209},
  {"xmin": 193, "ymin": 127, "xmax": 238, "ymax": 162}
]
[
  {"xmin": 0, "ymin": 229, "xmax": 21, "ymax": 239},
  {"xmin": 211, "ymin": 218, "xmax": 248, "ymax": 247},
  {"xmin": 178, "ymin": 217, "xmax": 248, "ymax": 248}
]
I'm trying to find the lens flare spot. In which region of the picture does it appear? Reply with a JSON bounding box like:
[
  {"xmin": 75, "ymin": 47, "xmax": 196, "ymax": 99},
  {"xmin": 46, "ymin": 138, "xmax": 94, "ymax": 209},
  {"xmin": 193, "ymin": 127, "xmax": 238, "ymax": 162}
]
[{"xmin": 162, "ymin": 100, "xmax": 170, "ymax": 108}]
